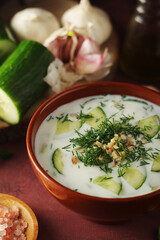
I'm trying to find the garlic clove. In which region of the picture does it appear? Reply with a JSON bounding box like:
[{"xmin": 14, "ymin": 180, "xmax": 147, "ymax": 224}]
[
  {"xmin": 61, "ymin": 0, "xmax": 112, "ymax": 45},
  {"xmin": 74, "ymin": 53, "xmax": 104, "ymax": 74},
  {"xmin": 44, "ymin": 27, "xmax": 112, "ymax": 90},
  {"xmin": 44, "ymin": 28, "xmax": 86, "ymax": 63},
  {"xmin": 74, "ymin": 37, "xmax": 106, "ymax": 74},
  {"xmin": 11, "ymin": 8, "xmax": 60, "ymax": 43},
  {"xmin": 77, "ymin": 37, "xmax": 100, "ymax": 56},
  {"xmin": 46, "ymin": 37, "xmax": 68, "ymax": 62},
  {"xmin": 44, "ymin": 28, "xmax": 69, "ymax": 46}
]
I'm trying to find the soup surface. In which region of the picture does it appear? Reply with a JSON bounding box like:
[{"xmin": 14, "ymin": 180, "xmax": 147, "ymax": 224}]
[{"xmin": 35, "ymin": 94, "xmax": 160, "ymax": 198}]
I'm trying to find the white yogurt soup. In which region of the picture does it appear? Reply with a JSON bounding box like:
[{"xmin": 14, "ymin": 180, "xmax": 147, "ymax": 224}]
[{"xmin": 35, "ymin": 94, "xmax": 160, "ymax": 198}]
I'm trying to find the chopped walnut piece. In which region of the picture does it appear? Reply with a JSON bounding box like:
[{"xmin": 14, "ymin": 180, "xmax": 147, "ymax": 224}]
[
  {"xmin": 93, "ymin": 141, "xmax": 103, "ymax": 148},
  {"xmin": 70, "ymin": 113, "xmax": 78, "ymax": 118},
  {"xmin": 120, "ymin": 134, "xmax": 127, "ymax": 141},
  {"xmin": 141, "ymin": 138, "xmax": 147, "ymax": 143},
  {"xmin": 77, "ymin": 149, "xmax": 84, "ymax": 153},
  {"xmin": 72, "ymin": 155, "xmax": 78, "ymax": 164},
  {"xmin": 98, "ymin": 155, "xmax": 103, "ymax": 162},
  {"xmin": 127, "ymin": 145, "xmax": 134, "ymax": 151}
]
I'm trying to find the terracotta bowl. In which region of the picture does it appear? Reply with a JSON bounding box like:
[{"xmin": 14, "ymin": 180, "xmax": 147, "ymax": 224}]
[
  {"xmin": 26, "ymin": 81, "xmax": 160, "ymax": 224},
  {"xmin": 0, "ymin": 193, "xmax": 38, "ymax": 239}
]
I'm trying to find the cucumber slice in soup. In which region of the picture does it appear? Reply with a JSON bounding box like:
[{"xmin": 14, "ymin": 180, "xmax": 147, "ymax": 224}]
[
  {"xmin": 85, "ymin": 107, "xmax": 106, "ymax": 129},
  {"xmin": 52, "ymin": 148, "xmax": 64, "ymax": 174},
  {"xmin": 123, "ymin": 168, "xmax": 146, "ymax": 189},
  {"xmin": 55, "ymin": 120, "xmax": 81, "ymax": 135},
  {"xmin": 151, "ymin": 153, "xmax": 160, "ymax": 172},
  {"xmin": 147, "ymin": 171, "xmax": 160, "ymax": 190},
  {"xmin": 93, "ymin": 175, "xmax": 122, "ymax": 195},
  {"xmin": 136, "ymin": 115, "xmax": 160, "ymax": 138}
]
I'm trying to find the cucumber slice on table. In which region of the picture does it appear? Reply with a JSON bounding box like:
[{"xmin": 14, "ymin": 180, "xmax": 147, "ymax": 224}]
[
  {"xmin": 52, "ymin": 148, "xmax": 64, "ymax": 174},
  {"xmin": 93, "ymin": 175, "xmax": 122, "ymax": 195},
  {"xmin": 0, "ymin": 18, "xmax": 17, "ymax": 64},
  {"xmin": 85, "ymin": 107, "xmax": 106, "ymax": 129},
  {"xmin": 123, "ymin": 168, "xmax": 146, "ymax": 189},
  {"xmin": 151, "ymin": 153, "xmax": 160, "ymax": 172},
  {"xmin": 136, "ymin": 115, "xmax": 160, "ymax": 138},
  {"xmin": 55, "ymin": 120, "xmax": 81, "ymax": 135},
  {"xmin": 0, "ymin": 39, "xmax": 17, "ymax": 64},
  {"xmin": 0, "ymin": 40, "xmax": 54, "ymax": 124}
]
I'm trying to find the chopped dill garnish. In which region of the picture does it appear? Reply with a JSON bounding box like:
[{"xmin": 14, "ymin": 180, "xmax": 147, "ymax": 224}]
[
  {"xmin": 100, "ymin": 176, "xmax": 113, "ymax": 181},
  {"xmin": 140, "ymin": 160, "xmax": 150, "ymax": 166},
  {"xmin": 56, "ymin": 113, "xmax": 64, "ymax": 120},
  {"xmin": 62, "ymin": 114, "xmax": 70, "ymax": 122},
  {"xmin": 82, "ymin": 98, "xmax": 97, "ymax": 106},
  {"xmin": 46, "ymin": 115, "xmax": 54, "ymax": 121},
  {"xmin": 62, "ymin": 144, "xmax": 71, "ymax": 149},
  {"xmin": 76, "ymin": 110, "xmax": 93, "ymax": 122},
  {"xmin": 69, "ymin": 114, "xmax": 155, "ymax": 175},
  {"xmin": 113, "ymin": 101, "xmax": 125, "ymax": 110},
  {"xmin": 56, "ymin": 113, "xmax": 71, "ymax": 122},
  {"xmin": 123, "ymin": 98, "xmax": 148, "ymax": 105},
  {"xmin": 143, "ymin": 105, "xmax": 154, "ymax": 111},
  {"xmin": 100, "ymin": 102, "xmax": 106, "ymax": 107}
]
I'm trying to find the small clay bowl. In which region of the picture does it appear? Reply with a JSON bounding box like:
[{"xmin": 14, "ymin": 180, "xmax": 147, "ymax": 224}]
[
  {"xmin": 26, "ymin": 81, "xmax": 160, "ymax": 224},
  {"xmin": 0, "ymin": 193, "xmax": 38, "ymax": 239}
]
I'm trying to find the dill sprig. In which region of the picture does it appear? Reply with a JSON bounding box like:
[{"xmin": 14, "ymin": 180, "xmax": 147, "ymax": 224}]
[
  {"xmin": 69, "ymin": 115, "xmax": 154, "ymax": 174},
  {"xmin": 121, "ymin": 96, "xmax": 148, "ymax": 105},
  {"xmin": 76, "ymin": 110, "xmax": 93, "ymax": 123},
  {"xmin": 76, "ymin": 146, "xmax": 112, "ymax": 173}
]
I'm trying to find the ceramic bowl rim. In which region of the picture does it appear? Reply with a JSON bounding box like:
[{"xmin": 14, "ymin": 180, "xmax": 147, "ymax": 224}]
[{"xmin": 26, "ymin": 81, "xmax": 160, "ymax": 203}]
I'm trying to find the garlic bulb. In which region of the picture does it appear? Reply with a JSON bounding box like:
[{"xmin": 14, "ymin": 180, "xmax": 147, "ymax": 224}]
[
  {"xmin": 61, "ymin": 0, "xmax": 112, "ymax": 45},
  {"xmin": 11, "ymin": 8, "xmax": 60, "ymax": 43},
  {"xmin": 44, "ymin": 27, "xmax": 111, "ymax": 93}
]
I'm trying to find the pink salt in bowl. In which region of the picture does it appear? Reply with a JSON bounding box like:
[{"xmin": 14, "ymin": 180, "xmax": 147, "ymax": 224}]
[{"xmin": 0, "ymin": 193, "xmax": 38, "ymax": 239}]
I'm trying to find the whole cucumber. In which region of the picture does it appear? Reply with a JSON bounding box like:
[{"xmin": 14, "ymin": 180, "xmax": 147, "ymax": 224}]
[{"xmin": 0, "ymin": 40, "xmax": 54, "ymax": 124}]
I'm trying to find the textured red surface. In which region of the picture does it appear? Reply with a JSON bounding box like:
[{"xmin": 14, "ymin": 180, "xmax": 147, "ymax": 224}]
[{"xmin": 0, "ymin": 137, "xmax": 160, "ymax": 240}]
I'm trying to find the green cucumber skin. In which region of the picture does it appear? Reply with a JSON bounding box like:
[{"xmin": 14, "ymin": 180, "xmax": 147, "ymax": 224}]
[{"xmin": 0, "ymin": 40, "xmax": 54, "ymax": 123}]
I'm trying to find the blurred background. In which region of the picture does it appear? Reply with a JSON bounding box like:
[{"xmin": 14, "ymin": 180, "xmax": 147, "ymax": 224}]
[
  {"xmin": 1, "ymin": 0, "xmax": 160, "ymax": 89},
  {"xmin": 0, "ymin": 0, "xmax": 135, "ymax": 45}
]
